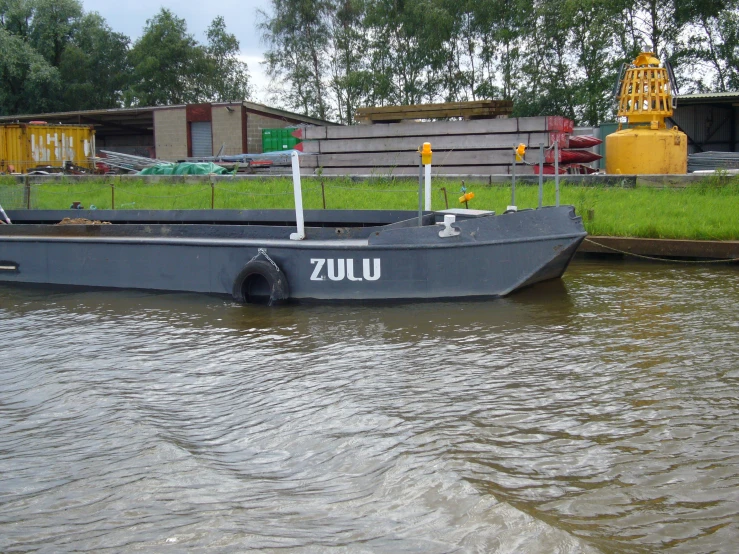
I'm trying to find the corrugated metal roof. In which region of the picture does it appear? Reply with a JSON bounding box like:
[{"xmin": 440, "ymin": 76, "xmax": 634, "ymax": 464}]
[
  {"xmin": 0, "ymin": 106, "xmax": 159, "ymax": 122},
  {"xmin": 242, "ymin": 101, "xmax": 338, "ymax": 126},
  {"xmin": 0, "ymin": 102, "xmax": 337, "ymax": 126},
  {"xmin": 677, "ymin": 92, "xmax": 739, "ymax": 102}
]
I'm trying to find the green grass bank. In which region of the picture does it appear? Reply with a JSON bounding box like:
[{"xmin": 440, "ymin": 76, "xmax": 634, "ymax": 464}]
[{"xmin": 1, "ymin": 176, "xmax": 738, "ymax": 241}]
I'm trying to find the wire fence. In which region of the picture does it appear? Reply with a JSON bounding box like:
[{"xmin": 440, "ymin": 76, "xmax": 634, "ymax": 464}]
[
  {"xmin": 0, "ymin": 170, "xmax": 595, "ymax": 212},
  {"xmin": 0, "ymin": 179, "xmax": 448, "ymax": 211}
]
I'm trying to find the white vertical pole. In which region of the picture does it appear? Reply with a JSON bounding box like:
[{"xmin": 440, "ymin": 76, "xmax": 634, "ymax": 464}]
[
  {"xmin": 0, "ymin": 203, "xmax": 11, "ymax": 224},
  {"xmin": 289, "ymin": 151, "xmax": 305, "ymax": 240},
  {"xmin": 511, "ymin": 149, "xmax": 517, "ymax": 206},
  {"xmin": 417, "ymin": 155, "xmax": 423, "ymax": 226},
  {"xmin": 424, "ymin": 162, "xmax": 432, "ymax": 211}
]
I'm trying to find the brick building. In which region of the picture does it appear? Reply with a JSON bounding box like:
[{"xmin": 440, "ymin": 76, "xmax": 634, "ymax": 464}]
[{"xmin": 0, "ymin": 101, "xmax": 335, "ymax": 161}]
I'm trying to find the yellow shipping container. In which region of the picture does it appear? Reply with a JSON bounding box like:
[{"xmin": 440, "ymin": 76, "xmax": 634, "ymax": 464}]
[{"xmin": 0, "ymin": 123, "xmax": 96, "ymax": 174}]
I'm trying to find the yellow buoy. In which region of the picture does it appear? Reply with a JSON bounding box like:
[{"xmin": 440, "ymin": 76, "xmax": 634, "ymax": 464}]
[{"xmin": 606, "ymin": 52, "xmax": 687, "ymax": 175}]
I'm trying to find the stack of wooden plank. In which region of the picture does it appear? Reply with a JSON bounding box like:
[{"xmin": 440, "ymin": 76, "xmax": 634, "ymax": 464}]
[
  {"xmin": 294, "ymin": 116, "xmax": 600, "ymax": 176},
  {"xmin": 354, "ymin": 100, "xmax": 513, "ymax": 124}
]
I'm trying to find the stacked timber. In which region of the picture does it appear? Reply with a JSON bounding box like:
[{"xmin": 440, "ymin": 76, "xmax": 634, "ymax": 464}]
[
  {"xmin": 295, "ymin": 117, "xmax": 601, "ymax": 176},
  {"xmin": 354, "ymin": 100, "xmax": 513, "ymax": 123}
]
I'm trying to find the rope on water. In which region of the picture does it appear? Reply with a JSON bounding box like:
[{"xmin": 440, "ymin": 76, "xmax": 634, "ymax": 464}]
[{"xmin": 583, "ymin": 238, "xmax": 739, "ymax": 264}]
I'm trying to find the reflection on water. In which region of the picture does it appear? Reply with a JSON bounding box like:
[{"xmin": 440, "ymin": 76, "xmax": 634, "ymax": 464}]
[{"xmin": 0, "ymin": 259, "xmax": 737, "ymax": 552}]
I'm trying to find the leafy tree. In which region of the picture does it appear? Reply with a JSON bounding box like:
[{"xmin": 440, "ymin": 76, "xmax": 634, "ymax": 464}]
[
  {"xmin": 0, "ymin": 0, "xmax": 129, "ymax": 113},
  {"xmin": 327, "ymin": 0, "xmax": 370, "ymax": 123},
  {"xmin": 127, "ymin": 9, "xmax": 204, "ymax": 106},
  {"xmin": 364, "ymin": 0, "xmax": 448, "ymax": 105},
  {"xmin": 567, "ymin": 0, "xmax": 622, "ymax": 125},
  {"xmin": 202, "ymin": 16, "xmax": 251, "ymax": 102},
  {"xmin": 514, "ymin": 0, "xmax": 575, "ymax": 119},
  {"xmin": 259, "ymin": 0, "xmax": 333, "ymax": 120},
  {"xmin": 678, "ymin": 0, "xmax": 739, "ymax": 91},
  {"xmin": 0, "ymin": 0, "xmax": 34, "ymax": 38},
  {"xmin": 58, "ymin": 12, "xmax": 131, "ymax": 109},
  {"xmin": 28, "ymin": 0, "xmax": 81, "ymax": 67},
  {"xmin": 0, "ymin": 26, "xmax": 61, "ymax": 114}
]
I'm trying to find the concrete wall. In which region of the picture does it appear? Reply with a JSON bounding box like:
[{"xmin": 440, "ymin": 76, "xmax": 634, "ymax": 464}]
[
  {"xmin": 154, "ymin": 108, "xmax": 187, "ymax": 160},
  {"xmin": 212, "ymin": 105, "xmax": 244, "ymax": 156},
  {"xmin": 247, "ymin": 112, "xmax": 294, "ymax": 154}
]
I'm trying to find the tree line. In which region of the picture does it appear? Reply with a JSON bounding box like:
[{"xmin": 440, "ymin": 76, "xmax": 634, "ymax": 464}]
[
  {"xmin": 260, "ymin": 0, "xmax": 739, "ymax": 125},
  {"xmin": 0, "ymin": 0, "xmax": 250, "ymax": 116},
  {"xmin": 2, "ymin": 0, "xmax": 737, "ymax": 126}
]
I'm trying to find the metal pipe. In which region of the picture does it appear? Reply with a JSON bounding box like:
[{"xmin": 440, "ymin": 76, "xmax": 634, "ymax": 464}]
[
  {"xmin": 418, "ymin": 153, "xmax": 423, "ymax": 226},
  {"xmin": 0, "ymin": 202, "xmax": 11, "ymax": 224},
  {"xmin": 289, "ymin": 151, "xmax": 305, "ymax": 240},
  {"xmin": 424, "ymin": 162, "xmax": 432, "ymax": 211},
  {"xmin": 554, "ymin": 141, "xmax": 560, "ymax": 206},
  {"xmin": 538, "ymin": 143, "xmax": 544, "ymax": 208},
  {"xmin": 511, "ymin": 146, "xmax": 516, "ymax": 206}
]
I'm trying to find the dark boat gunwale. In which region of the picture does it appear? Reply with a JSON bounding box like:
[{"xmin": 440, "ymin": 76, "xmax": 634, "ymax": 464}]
[{"xmin": 4, "ymin": 209, "xmax": 430, "ymax": 227}]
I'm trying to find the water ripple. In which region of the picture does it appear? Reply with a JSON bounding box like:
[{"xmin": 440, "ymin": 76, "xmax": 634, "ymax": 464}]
[{"xmin": 0, "ymin": 260, "xmax": 737, "ymax": 552}]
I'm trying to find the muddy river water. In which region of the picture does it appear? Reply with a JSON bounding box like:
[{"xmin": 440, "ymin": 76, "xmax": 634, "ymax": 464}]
[{"xmin": 0, "ymin": 259, "xmax": 737, "ymax": 553}]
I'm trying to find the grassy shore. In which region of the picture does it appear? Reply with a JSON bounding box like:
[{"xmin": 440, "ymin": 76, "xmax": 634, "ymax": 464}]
[{"xmin": 1, "ymin": 176, "xmax": 738, "ymax": 241}]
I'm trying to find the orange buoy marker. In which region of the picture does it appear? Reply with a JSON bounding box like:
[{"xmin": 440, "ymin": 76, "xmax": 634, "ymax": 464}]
[{"xmin": 459, "ymin": 191, "xmax": 475, "ymax": 209}]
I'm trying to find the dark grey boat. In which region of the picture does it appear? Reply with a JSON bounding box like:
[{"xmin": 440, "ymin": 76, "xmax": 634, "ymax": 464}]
[{"xmin": 0, "ymin": 206, "xmax": 585, "ymax": 303}]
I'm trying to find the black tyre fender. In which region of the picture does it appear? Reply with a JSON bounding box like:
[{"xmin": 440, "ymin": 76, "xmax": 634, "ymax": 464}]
[{"xmin": 232, "ymin": 259, "xmax": 290, "ymax": 305}]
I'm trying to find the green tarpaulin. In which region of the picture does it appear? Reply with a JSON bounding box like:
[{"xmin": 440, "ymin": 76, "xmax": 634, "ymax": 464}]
[{"xmin": 139, "ymin": 163, "xmax": 229, "ymax": 175}]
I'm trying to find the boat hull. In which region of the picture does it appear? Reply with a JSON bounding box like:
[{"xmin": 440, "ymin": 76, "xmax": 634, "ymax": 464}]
[{"xmin": 0, "ymin": 207, "xmax": 586, "ymax": 302}]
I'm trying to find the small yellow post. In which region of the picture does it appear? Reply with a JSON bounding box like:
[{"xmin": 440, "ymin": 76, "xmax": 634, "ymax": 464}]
[
  {"xmin": 420, "ymin": 142, "xmax": 433, "ymax": 165},
  {"xmin": 515, "ymin": 143, "xmax": 526, "ymax": 162}
]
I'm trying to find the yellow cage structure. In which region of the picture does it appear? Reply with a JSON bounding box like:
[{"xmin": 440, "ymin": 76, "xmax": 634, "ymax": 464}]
[
  {"xmin": 606, "ymin": 52, "xmax": 687, "ymax": 175},
  {"xmin": 0, "ymin": 122, "xmax": 96, "ymax": 174}
]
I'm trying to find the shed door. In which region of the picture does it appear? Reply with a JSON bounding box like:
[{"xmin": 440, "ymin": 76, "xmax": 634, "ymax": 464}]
[{"xmin": 191, "ymin": 121, "xmax": 212, "ymax": 157}]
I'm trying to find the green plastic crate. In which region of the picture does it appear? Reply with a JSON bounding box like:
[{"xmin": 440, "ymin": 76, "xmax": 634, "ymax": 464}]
[{"xmin": 262, "ymin": 128, "xmax": 301, "ymax": 152}]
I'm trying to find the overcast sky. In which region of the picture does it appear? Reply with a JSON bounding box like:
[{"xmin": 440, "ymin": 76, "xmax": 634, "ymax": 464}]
[{"xmin": 81, "ymin": 0, "xmax": 272, "ymax": 101}]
